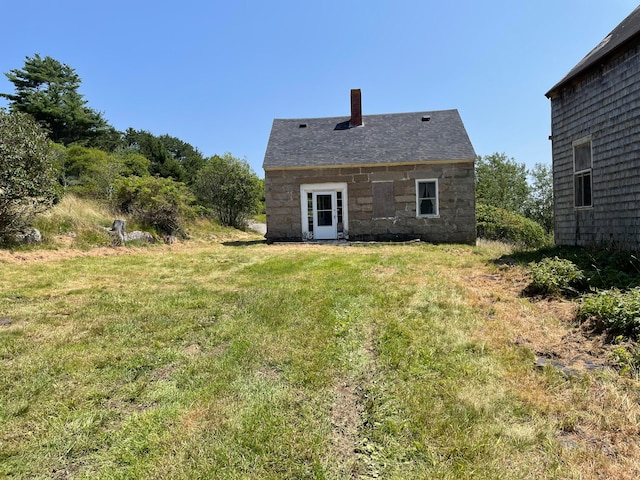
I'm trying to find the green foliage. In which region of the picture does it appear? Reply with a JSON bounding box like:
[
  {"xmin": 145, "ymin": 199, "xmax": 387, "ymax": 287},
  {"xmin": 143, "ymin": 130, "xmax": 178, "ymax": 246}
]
[
  {"xmin": 113, "ymin": 176, "xmax": 195, "ymax": 234},
  {"xmin": 121, "ymin": 129, "xmax": 204, "ymax": 182},
  {"xmin": 609, "ymin": 336, "xmax": 640, "ymax": 376},
  {"xmin": 523, "ymin": 163, "xmax": 553, "ymax": 233},
  {"xmin": 60, "ymin": 145, "xmax": 153, "ymax": 199},
  {"xmin": 475, "ymin": 154, "xmax": 553, "ymax": 234},
  {"xmin": 578, "ymin": 287, "xmax": 640, "ymax": 337},
  {"xmin": 476, "ymin": 203, "xmax": 550, "ymax": 248},
  {"xmin": 194, "ymin": 153, "xmax": 262, "ymax": 228},
  {"xmin": 0, "ymin": 110, "xmax": 57, "ymax": 241},
  {"xmin": 1, "ymin": 54, "xmax": 110, "ymax": 145},
  {"xmin": 59, "ymin": 146, "xmax": 123, "ymax": 199},
  {"xmin": 156, "ymin": 134, "xmax": 206, "ymax": 184},
  {"xmin": 528, "ymin": 257, "xmax": 584, "ymax": 296},
  {"xmin": 475, "ymin": 153, "xmax": 530, "ymax": 215},
  {"xmin": 114, "ymin": 150, "xmax": 151, "ymax": 178}
]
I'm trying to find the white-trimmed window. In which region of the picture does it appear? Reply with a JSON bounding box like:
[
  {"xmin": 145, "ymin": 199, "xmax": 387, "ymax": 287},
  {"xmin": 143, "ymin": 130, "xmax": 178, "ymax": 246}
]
[
  {"xmin": 416, "ymin": 179, "xmax": 439, "ymax": 217},
  {"xmin": 573, "ymin": 137, "xmax": 592, "ymax": 208}
]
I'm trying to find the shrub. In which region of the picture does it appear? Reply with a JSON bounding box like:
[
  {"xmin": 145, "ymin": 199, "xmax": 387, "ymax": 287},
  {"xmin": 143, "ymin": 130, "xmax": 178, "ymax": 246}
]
[
  {"xmin": 578, "ymin": 287, "xmax": 640, "ymax": 337},
  {"xmin": 113, "ymin": 176, "xmax": 195, "ymax": 235},
  {"xmin": 193, "ymin": 154, "xmax": 262, "ymax": 229},
  {"xmin": 528, "ymin": 257, "xmax": 584, "ymax": 296},
  {"xmin": 0, "ymin": 110, "xmax": 57, "ymax": 242},
  {"xmin": 609, "ymin": 337, "xmax": 640, "ymax": 376},
  {"xmin": 476, "ymin": 203, "xmax": 550, "ymax": 248}
]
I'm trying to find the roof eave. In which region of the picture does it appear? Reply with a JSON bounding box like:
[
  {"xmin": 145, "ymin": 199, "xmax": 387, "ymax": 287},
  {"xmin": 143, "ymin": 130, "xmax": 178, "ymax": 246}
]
[
  {"xmin": 263, "ymin": 158, "xmax": 476, "ymax": 171},
  {"xmin": 546, "ymin": 17, "xmax": 640, "ymax": 98}
]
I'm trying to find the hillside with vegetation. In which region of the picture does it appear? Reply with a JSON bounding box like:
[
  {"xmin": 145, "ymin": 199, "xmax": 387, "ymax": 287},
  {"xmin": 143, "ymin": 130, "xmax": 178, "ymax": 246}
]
[{"xmin": 0, "ymin": 54, "xmax": 263, "ymax": 247}]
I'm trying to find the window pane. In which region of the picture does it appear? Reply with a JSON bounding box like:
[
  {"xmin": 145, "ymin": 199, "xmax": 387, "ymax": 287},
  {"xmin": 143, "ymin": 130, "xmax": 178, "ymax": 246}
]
[
  {"xmin": 316, "ymin": 194, "xmax": 332, "ymax": 210},
  {"xmin": 418, "ymin": 181, "xmax": 436, "ymax": 199},
  {"xmin": 574, "ymin": 174, "xmax": 582, "ymax": 207},
  {"xmin": 317, "ymin": 210, "xmax": 332, "ymax": 226},
  {"xmin": 426, "ymin": 182, "xmax": 435, "ymax": 198},
  {"xmin": 420, "ymin": 199, "xmax": 434, "ymax": 215},
  {"xmin": 307, "ymin": 192, "xmax": 313, "ymax": 232},
  {"xmin": 583, "ymin": 172, "xmax": 592, "ymax": 206},
  {"xmin": 417, "ymin": 180, "xmax": 437, "ymax": 215},
  {"xmin": 575, "ymin": 142, "xmax": 591, "ymax": 171},
  {"xmin": 574, "ymin": 172, "xmax": 592, "ymax": 207}
]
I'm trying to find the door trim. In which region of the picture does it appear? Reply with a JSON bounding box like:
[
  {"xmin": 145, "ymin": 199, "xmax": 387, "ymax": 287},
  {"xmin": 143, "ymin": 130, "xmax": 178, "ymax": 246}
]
[{"xmin": 300, "ymin": 183, "xmax": 348, "ymax": 240}]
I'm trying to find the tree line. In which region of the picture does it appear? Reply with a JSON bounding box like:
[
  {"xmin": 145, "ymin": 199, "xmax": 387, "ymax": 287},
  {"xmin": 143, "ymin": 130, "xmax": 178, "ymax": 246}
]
[{"xmin": 0, "ymin": 54, "xmax": 263, "ymax": 241}]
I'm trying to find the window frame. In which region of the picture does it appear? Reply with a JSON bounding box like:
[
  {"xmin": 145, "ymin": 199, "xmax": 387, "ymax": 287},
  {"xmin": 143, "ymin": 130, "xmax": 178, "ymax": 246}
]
[
  {"xmin": 573, "ymin": 137, "xmax": 593, "ymax": 209},
  {"xmin": 415, "ymin": 178, "xmax": 439, "ymax": 218}
]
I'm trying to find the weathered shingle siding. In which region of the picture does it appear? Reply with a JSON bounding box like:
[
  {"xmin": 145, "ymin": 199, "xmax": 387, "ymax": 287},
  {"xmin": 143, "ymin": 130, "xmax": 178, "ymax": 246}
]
[
  {"xmin": 550, "ymin": 41, "xmax": 640, "ymax": 249},
  {"xmin": 265, "ymin": 162, "xmax": 475, "ymax": 244}
]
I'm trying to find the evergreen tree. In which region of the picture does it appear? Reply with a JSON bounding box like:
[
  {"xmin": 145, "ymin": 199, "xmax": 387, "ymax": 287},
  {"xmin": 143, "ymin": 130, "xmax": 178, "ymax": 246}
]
[
  {"xmin": 122, "ymin": 129, "xmax": 185, "ymax": 181},
  {"xmin": 1, "ymin": 54, "xmax": 110, "ymax": 145}
]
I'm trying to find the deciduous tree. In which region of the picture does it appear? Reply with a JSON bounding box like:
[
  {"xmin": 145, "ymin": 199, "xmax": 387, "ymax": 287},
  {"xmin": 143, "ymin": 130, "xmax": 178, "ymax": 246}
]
[
  {"xmin": 475, "ymin": 153, "xmax": 530, "ymax": 215},
  {"xmin": 0, "ymin": 110, "xmax": 57, "ymax": 240},
  {"xmin": 524, "ymin": 163, "xmax": 554, "ymax": 233},
  {"xmin": 194, "ymin": 154, "xmax": 262, "ymax": 228}
]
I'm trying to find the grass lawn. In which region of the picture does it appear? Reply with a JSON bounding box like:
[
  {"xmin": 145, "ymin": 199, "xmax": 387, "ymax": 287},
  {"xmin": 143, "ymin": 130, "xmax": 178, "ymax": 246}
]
[{"xmin": 1, "ymin": 237, "xmax": 639, "ymax": 479}]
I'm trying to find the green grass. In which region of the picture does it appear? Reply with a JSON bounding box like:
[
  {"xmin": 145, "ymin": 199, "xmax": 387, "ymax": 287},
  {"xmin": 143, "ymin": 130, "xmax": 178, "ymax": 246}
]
[{"xmin": 0, "ymin": 242, "xmax": 615, "ymax": 478}]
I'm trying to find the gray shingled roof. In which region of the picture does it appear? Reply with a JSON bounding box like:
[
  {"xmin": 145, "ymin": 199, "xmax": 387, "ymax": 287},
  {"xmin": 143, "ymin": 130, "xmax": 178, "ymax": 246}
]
[
  {"xmin": 262, "ymin": 109, "xmax": 476, "ymax": 169},
  {"xmin": 546, "ymin": 6, "xmax": 640, "ymax": 97}
]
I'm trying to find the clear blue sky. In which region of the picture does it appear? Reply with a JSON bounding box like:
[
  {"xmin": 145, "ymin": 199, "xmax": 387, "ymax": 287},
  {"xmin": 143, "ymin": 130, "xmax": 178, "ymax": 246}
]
[{"xmin": 0, "ymin": 1, "xmax": 637, "ymax": 177}]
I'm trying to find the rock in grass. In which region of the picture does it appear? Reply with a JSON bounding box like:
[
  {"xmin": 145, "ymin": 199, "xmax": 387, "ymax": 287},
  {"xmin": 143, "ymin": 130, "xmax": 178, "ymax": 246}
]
[{"xmin": 12, "ymin": 228, "xmax": 42, "ymax": 244}]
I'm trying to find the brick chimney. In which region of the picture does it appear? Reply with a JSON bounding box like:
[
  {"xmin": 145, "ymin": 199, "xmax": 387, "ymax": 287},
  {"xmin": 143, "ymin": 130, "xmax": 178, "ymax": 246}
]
[{"xmin": 349, "ymin": 89, "xmax": 363, "ymax": 127}]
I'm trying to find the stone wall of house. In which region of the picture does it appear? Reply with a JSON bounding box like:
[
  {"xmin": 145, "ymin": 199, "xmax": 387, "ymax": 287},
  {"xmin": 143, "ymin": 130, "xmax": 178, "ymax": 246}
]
[
  {"xmin": 264, "ymin": 162, "xmax": 475, "ymax": 244},
  {"xmin": 550, "ymin": 40, "xmax": 640, "ymax": 249}
]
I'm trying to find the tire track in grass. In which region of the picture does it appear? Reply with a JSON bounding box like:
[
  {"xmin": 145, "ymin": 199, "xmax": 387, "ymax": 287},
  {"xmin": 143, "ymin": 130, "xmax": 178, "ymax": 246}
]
[{"xmin": 330, "ymin": 316, "xmax": 380, "ymax": 478}]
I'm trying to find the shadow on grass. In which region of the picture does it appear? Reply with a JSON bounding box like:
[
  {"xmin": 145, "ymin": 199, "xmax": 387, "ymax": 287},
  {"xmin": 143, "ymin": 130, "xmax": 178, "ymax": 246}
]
[{"xmin": 222, "ymin": 239, "xmax": 267, "ymax": 247}]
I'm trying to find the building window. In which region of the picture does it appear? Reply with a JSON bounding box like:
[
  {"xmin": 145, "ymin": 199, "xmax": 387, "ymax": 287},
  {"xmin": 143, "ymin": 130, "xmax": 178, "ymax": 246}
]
[
  {"xmin": 573, "ymin": 138, "xmax": 592, "ymax": 208},
  {"xmin": 372, "ymin": 181, "xmax": 395, "ymax": 218},
  {"xmin": 416, "ymin": 179, "xmax": 439, "ymax": 217}
]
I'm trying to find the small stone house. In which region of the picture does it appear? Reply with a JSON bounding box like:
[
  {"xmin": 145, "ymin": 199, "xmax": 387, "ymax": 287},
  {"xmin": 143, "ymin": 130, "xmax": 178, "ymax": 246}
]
[
  {"xmin": 262, "ymin": 89, "xmax": 476, "ymax": 243},
  {"xmin": 546, "ymin": 6, "xmax": 640, "ymax": 249}
]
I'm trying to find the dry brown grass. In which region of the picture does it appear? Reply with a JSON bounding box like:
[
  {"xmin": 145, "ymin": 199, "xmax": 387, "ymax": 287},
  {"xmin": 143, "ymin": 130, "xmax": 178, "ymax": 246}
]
[{"xmin": 458, "ymin": 259, "xmax": 640, "ymax": 479}]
